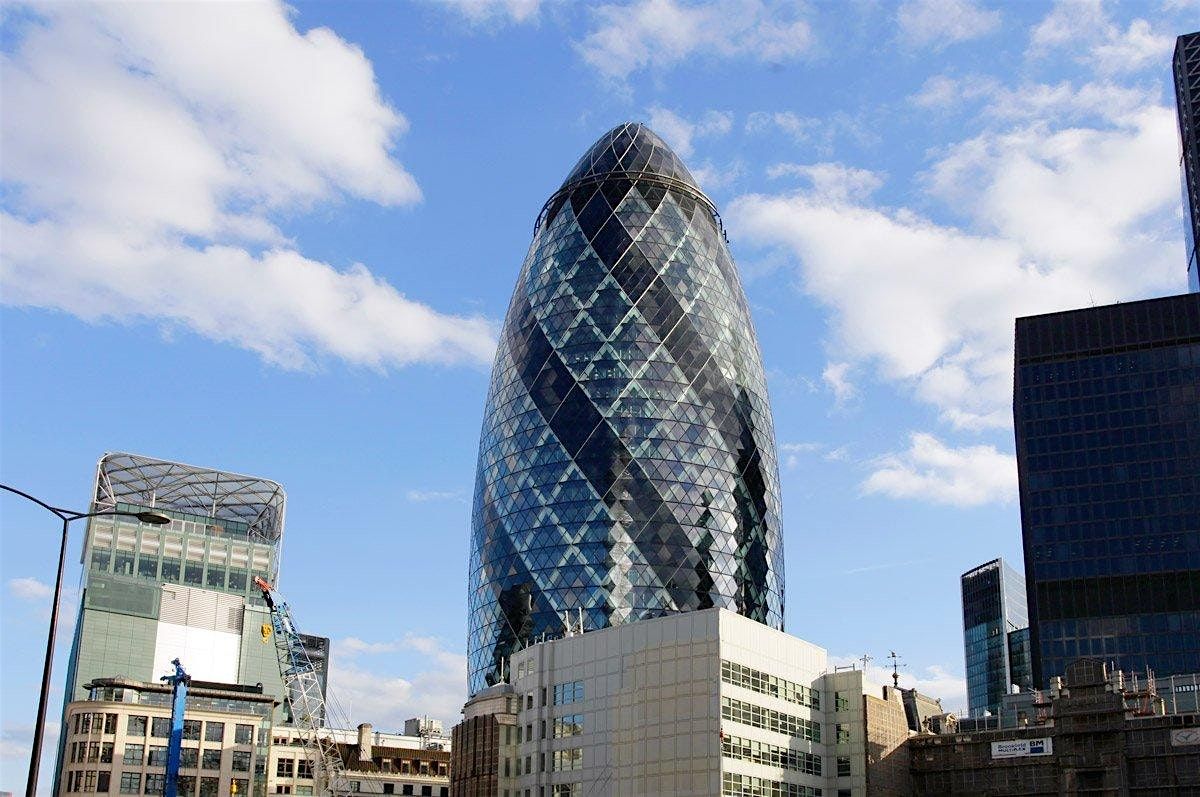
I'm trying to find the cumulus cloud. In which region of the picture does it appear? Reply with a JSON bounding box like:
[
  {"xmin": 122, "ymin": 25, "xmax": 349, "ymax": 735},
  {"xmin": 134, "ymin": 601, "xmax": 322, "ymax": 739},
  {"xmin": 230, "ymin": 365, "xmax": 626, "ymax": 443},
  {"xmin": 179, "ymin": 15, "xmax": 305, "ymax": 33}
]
[
  {"xmin": 728, "ymin": 103, "xmax": 1179, "ymax": 431},
  {"xmin": 911, "ymin": 75, "xmax": 1158, "ymax": 125},
  {"xmin": 1028, "ymin": 1, "xmax": 1173, "ymax": 74},
  {"xmin": 766, "ymin": 162, "xmax": 883, "ymax": 203},
  {"xmin": 645, "ymin": 107, "xmax": 733, "ymax": 159},
  {"xmin": 576, "ymin": 0, "xmax": 813, "ymax": 81},
  {"xmin": 862, "ymin": 433, "xmax": 1017, "ymax": 507},
  {"xmin": 897, "ymin": 0, "xmax": 1000, "ymax": 50},
  {"xmin": 0, "ymin": 2, "xmax": 496, "ymax": 371},
  {"xmin": 7, "ymin": 577, "xmax": 53, "ymax": 602},
  {"xmin": 328, "ymin": 634, "xmax": 466, "ymax": 731},
  {"xmin": 822, "ymin": 362, "xmax": 858, "ymax": 405}
]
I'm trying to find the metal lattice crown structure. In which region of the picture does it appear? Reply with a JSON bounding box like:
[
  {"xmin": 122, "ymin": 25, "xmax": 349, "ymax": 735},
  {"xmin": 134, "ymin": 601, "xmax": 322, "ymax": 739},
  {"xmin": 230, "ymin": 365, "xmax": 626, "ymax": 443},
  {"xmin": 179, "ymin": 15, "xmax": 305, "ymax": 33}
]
[
  {"xmin": 467, "ymin": 123, "xmax": 784, "ymax": 693},
  {"xmin": 94, "ymin": 452, "xmax": 286, "ymax": 543}
]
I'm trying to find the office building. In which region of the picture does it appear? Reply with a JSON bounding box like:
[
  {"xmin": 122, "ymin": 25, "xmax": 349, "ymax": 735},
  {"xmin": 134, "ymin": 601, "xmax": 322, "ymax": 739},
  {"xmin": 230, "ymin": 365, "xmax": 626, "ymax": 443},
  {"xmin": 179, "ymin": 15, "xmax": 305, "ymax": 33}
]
[
  {"xmin": 961, "ymin": 558, "xmax": 1033, "ymax": 717},
  {"xmin": 909, "ymin": 658, "xmax": 1200, "ymax": 795},
  {"xmin": 1175, "ymin": 31, "xmax": 1200, "ymax": 292},
  {"xmin": 57, "ymin": 453, "xmax": 292, "ymax": 781},
  {"xmin": 1013, "ymin": 294, "xmax": 1200, "ymax": 687},
  {"xmin": 58, "ymin": 675, "xmax": 276, "ymax": 797},
  {"xmin": 468, "ymin": 122, "xmax": 784, "ymax": 693},
  {"xmin": 451, "ymin": 608, "xmax": 912, "ymax": 797},
  {"xmin": 268, "ymin": 724, "xmax": 451, "ymax": 796}
]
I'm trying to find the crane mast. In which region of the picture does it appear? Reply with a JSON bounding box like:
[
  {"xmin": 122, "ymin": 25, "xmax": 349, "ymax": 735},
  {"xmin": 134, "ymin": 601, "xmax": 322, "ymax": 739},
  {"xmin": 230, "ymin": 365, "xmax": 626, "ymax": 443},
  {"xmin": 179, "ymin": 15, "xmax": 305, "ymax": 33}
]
[{"xmin": 254, "ymin": 576, "xmax": 351, "ymax": 796}]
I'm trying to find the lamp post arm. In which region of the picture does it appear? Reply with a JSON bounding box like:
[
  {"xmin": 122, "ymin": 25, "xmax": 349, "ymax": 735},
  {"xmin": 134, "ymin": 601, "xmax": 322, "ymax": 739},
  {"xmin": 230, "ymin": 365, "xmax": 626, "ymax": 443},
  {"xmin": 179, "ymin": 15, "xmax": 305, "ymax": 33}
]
[{"xmin": 0, "ymin": 483, "xmax": 71, "ymax": 521}]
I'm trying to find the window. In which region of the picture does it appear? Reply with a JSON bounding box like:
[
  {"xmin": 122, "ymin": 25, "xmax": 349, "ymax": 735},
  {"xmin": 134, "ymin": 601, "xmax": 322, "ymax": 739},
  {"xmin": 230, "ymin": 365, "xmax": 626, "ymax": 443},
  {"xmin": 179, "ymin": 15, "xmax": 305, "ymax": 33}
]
[
  {"xmin": 348, "ymin": 783, "xmax": 360, "ymax": 793},
  {"xmin": 127, "ymin": 716, "xmax": 148, "ymax": 737},
  {"xmin": 151, "ymin": 717, "xmax": 171, "ymax": 738},
  {"xmin": 834, "ymin": 692, "xmax": 849, "ymax": 712},
  {"xmin": 295, "ymin": 788, "xmax": 313, "ymax": 796},
  {"xmin": 176, "ymin": 776, "xmax": 196, "ymax": 797},
  {"xmin": 721, "ymin": 733, "xmax": 821, "ymax": 775},
  {"xmin": 553, "ymin": 681, "xmax": 583, "ymax": 705},
  {"xmin": 148, "ymin": 746, "xmax": 168, "ymax": 766},
  {"xmin": 837, "ymin": 756, "xmax": 851, "ymax": 777},
  {"xmin": 104, "ymin": 714, "xmax": 118, "ymax": 734},
  {"xmin": 836, "ymin": 724, "xmax": 851, "ymax": 744},
  {"xmin": 119, "ymin": 773, "xmax": 141, "ymax": 795},
  {"xmin": 720, "ymin": 660, "xmax": 820, "ymax": 710},
  {"xmin": 144, "ymin": 774, "xmax": 165, "ymax": 794},
  {"xmin": 382, "ymin": 786, "xmax": 394, "ymax": 795},
  {"xmin": 101, "ymin": 743, "xmax": 114, "ymax": 763},
  {"xmin": 552, "ymin": 748, "xmax": 582, "ymax": 771},
  {"xmin": 721, "ymin": 696, "xmax": 821, "ymax": 742},
  {"xmin": 123, "ymin": 744, "xmax": 144, "ymax": 766},
  {"xmin": 181, "ymin": 748, "xmax": 198, "ymax": 769},
  {"xmin": 232, "ymin": 750, "xmax": 251, "ymax": 772},
  {"xmin": 201, "ymin": 749, "xmax": 222, "ymax": 770},
  {"xmin": 97, "ymin": 772, "xmax": 111, "ymax": 793},
  {"xmin": 85, "ymin": 771, "xmax": 97, "ymax": 792},
  {"xmin": 183, "ymin": 720, "xmax": 201, "ymax": 741},
  {"xmin": 297, "ymin": 759, "xmax": 313, "ymax": 779},
  {"xmin": 87, "ymin": 742, "xmax": 100, "ymax": 762},
  {"xmin": 276, "ymin": 758, "xmax": 295, "ymax": 778},
  {"xmin": 199, "ymin": 778, "xmax": 219, "ymax": 797},
  {"xmin": 235, "ymin": 724, "xmax": 254, "ymax": 745},
  {"xmin": 204, "ymin": 722, "xmax": 224, "ymax": 743},
  {"xmin": 230, "ymin": 779, "xmax": 249, "ymax": 795},
  {"xmin": 553, "ymin": 788, "xmax": 581, "ymax": 797}
]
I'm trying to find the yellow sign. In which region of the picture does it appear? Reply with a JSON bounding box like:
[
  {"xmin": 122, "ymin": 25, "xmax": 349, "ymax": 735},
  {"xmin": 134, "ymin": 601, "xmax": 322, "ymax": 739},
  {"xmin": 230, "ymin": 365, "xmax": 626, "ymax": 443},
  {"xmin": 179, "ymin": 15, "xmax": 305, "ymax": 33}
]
[{"xmin": 261, "ymin": 623, "xmax": 272, "ymax": 642}]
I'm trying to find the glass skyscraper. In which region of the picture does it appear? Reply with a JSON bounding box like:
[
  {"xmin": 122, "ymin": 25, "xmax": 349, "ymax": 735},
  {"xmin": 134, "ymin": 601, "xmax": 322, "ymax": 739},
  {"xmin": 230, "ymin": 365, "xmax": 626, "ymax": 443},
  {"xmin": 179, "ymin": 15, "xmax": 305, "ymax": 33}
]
[
  {"xmin": 1014, "ymin": 294, "xmax": 1200, "ymax": 687},
  {"xmin": 961, "ymin": 558, "xmax": 1031, "ymax": 717},
  {"xmin": 1175, "ymin": 31, "xmax": 1200, "ymax": 292},
  {"xmin": 467, "ymin": 123, "xmax": 784, "ymax": 693}
]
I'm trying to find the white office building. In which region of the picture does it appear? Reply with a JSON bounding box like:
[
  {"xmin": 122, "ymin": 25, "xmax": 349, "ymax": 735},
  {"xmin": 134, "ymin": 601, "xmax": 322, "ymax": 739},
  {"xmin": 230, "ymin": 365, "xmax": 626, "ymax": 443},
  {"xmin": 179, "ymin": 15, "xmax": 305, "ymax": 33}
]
[{"xmin": 452, "ymin": 608, "xmax": 911, "ymax": 797}]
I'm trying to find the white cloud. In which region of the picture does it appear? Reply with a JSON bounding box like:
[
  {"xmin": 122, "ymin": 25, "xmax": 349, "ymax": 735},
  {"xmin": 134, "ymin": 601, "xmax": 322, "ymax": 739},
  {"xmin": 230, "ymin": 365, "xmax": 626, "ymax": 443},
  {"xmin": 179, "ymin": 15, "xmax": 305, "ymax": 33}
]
[
  {"xmin": 440, "ymin": 0, "xmax": 541, "ymax": 25},
  {"xmin": 831, "ymin": 655, "xmax": 967, "ymax": 712},
  {"xmin": 766, "ymin": 163, "xmax": 883, "ymax": 203},
  {"xmin": 576, "ymin": 0, "xmax": 813, "ymax": 81},
  {"xmin": 822, "ymin": 361, "xmax": 858, "ymax": 405},
  {"xmin": 645, "ymin": 107, "xmax": 732, "ymax": 159},
  {"xmin": 862, "ymin": 432, "xmax": 1017, "ymax": 507},
  {"xmin": 405, "ymin": 489, "xmax": 468, "ymax": 503},
  {"xmin": 779, "ymin": 441, "xmax": 823, "ymax": 469},
  {"xmin": 911, "ymin": 74, "xmax": 1157, "ymax": 124},
  {"xmin": 727, "ymin": 102, "xmax": 1179, "ymax": 431},
  {"xmin": 1028, "ymin": 1, "xmax": 1172, "ymax": 74},
  {"xmin": 0, "ymin": 2, "xmax": 496, "ymax": 371},
  {"xmin": 747, "ymin": 111, "xmax": 821, "ymax": 143},
  {"xmin": 328, "ymin": 634, "xmax": 466, "ymax": 731},
  {"xmin": 7, "ymin": 577, "xmax": 53, "ymax": 602},
  {"xmin": 897, "ymin": 0, "xmax": 1000, "ymax": 49}
]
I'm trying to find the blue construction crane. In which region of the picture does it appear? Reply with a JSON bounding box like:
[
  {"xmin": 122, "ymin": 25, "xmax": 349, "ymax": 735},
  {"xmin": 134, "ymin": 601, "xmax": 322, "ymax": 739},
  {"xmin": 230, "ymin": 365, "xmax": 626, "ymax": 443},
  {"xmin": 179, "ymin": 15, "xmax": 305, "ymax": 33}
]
[{"xmin": 159, "ymin": 659, "xmax": 190, "ymax": 797}]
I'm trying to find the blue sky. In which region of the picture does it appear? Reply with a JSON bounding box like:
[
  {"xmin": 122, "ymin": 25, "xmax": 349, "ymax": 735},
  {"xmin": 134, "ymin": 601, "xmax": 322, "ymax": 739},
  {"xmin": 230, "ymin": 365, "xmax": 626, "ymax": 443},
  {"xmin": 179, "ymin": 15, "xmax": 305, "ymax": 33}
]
[{"xmin": 1, "ymin": 0, "xmax": 1195, "ymax": 789}]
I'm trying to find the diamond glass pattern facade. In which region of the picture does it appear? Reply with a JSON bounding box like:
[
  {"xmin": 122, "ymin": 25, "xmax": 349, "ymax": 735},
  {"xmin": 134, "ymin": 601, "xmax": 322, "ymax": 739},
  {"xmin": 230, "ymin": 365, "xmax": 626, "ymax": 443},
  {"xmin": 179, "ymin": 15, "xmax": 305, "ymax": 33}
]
[
  {"xmin": 1014, "ymin": 294, "xmax": 1200, "ymax": 687},
  {"xmin": 467, "ymin": 123, "xmax": 783, "ymax": 692},
  {"xmin": 1175, "ymin": 31, "xmax": 1200, "ymax": 292}
]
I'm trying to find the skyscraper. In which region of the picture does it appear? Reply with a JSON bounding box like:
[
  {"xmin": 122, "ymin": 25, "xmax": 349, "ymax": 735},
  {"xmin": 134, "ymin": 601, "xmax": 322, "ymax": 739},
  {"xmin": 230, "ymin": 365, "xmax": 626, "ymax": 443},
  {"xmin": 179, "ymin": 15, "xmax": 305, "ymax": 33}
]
[
  {"xmin": 1014, "ymin": 294, "xmax": 1200, "ymax": 687},
  {"xmin": 56, "ymin": 453, "xmax": 292, "ymax": 778},
  {"xmin": 961, "ymin": 558, "xmax": 1032, "ymax": 717},
  {"xmin": 467, "ymin": 123, "xmax": 784, "ymax": 693},
  {"xmin": 1175, "ymin": 31, "xmax": 1200, "ymax": 292}
]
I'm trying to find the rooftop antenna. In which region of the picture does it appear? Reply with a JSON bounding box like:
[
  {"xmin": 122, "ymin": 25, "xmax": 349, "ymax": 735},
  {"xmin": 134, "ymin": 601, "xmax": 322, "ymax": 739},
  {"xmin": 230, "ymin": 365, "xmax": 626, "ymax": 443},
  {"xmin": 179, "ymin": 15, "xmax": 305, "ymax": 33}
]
[
  {"xmin": 859, "ymin": 653, "xmax": 873, "ymax": 671},
  {"xmin": 888, "ymin": 651, "xmax": 906, "ymax": 688}
]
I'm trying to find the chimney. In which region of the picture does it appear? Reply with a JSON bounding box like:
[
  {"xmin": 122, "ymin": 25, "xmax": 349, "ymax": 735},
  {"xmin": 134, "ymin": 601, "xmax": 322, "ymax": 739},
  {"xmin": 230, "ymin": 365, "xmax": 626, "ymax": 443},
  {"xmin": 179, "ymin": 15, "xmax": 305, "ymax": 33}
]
[{"xmin": 357, "ymin": 723, "xmax": 372, "ymax": 762}]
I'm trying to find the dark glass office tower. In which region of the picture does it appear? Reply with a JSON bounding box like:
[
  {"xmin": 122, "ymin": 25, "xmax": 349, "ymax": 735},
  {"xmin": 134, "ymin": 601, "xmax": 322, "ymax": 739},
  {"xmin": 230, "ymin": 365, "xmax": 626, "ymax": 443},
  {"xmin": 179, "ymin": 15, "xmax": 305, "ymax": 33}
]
[
  {"xmin": 1175, "ymin": 32, "xmax": 1200, "ymax": 292},
  {"xmin": 467, "ymin": 123, "xmax": 784, "ymax": 693},
  {"xmin": 961, "ymin": 558, "xmax": 1031, "ymax": 716},
  {"xmin": 1014, "ymin": 294, "xmax": 1200, "ymax": 687}
]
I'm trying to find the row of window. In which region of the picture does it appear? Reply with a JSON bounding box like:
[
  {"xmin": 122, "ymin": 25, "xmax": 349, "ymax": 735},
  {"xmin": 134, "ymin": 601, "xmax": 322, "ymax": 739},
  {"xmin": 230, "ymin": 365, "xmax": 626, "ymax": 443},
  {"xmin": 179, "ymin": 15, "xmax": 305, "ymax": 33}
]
[
  {"xmin": 553, "ymin": 748, "xmax": 583, "ymax": 772},
  {"xmin": 721, "ymin": 697, "xmax": 821, "ymax": 742},
  {"xmin": 721, "ymin": 772, "xmax": 822, "ymax": 797},
  {"xmin": 74, "ymin": 713, "xmax": 253, "ymax": 745},
  {"xmin": 554, "ymin": 714, "xmax": 583, "ymax": 738},
  {"xmin": 62, "ymin": 771, "xmax": 247, "ymax": 795},
  {"xmin": 721, "ymin": 733, "xmax": 821, "ymax": 775},
  {"xmin": 68, "ymin": 742, "xmax": 248, "ymax": 770},
  {"xmin": 720, "ymin": 661, "xmax": 820, "ymax": 710}
]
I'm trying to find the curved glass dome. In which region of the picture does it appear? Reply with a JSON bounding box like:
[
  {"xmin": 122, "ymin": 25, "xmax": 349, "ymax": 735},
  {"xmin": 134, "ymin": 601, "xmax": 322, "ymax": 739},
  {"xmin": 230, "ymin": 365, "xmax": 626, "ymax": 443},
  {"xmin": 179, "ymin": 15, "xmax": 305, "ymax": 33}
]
[{"xmin": 468, "ymin": 122, "xmax": 784, "ymax": 693}]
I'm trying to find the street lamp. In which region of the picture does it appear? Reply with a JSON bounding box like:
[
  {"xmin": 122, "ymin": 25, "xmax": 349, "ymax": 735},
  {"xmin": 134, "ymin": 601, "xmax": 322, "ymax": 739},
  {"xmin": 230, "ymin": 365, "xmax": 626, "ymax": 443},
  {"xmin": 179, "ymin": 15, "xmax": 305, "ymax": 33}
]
[{"xmin": 0, "ymin": 484, "xmax": 170, "ymax": 797}]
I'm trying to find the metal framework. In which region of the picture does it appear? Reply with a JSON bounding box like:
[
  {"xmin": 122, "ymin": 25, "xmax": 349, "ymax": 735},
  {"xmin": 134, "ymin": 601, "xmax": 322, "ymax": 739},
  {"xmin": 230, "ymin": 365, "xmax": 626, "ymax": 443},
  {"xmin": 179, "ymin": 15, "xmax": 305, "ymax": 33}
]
[
  {"xmin": 93, "ymin": 452, "xmax": 286, "ymax": 543},
  {"xmin": 256, "ymin": 577, "xmax": 350, "ymax": 796}
]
